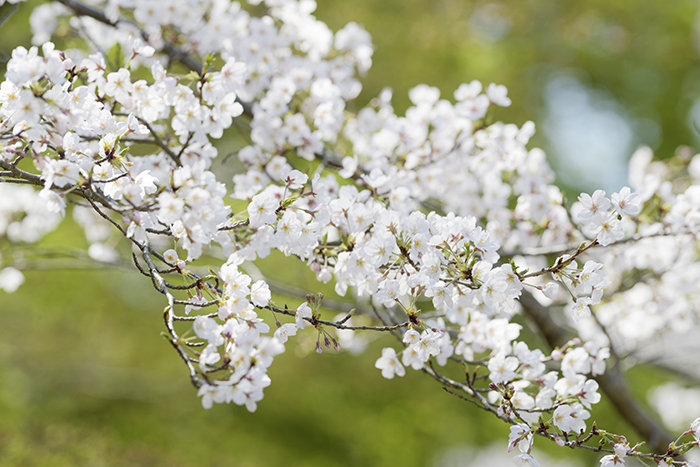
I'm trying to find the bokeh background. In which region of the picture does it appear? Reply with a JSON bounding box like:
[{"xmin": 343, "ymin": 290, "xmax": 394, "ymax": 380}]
[{"xmin": 1, "ymin": 0, "xmax": 699, "ymax": 465}]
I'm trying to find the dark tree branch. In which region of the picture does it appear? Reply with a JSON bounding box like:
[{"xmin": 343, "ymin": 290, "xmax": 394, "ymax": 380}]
[
  {"xmin": 519, "ymin": 290, "xmax": 675, "ymax": 453},
  {"xmin": 0, "ymin": 4, "xmax": 18, "ymax": 28}
]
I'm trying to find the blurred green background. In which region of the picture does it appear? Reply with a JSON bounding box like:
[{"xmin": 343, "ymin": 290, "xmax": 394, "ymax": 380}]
[{"xmin": 1, "ymin": 0, "xmax": 698, "ymax": 465}]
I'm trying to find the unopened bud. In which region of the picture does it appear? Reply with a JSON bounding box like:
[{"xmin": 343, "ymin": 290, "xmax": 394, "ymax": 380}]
[
  {"xmin": 316, "ymin": 268, "xmax": 332, "ymax": 283},
  {"xmin": 503, "ymin": 406, "xmax": 512, "ymax": 417}
]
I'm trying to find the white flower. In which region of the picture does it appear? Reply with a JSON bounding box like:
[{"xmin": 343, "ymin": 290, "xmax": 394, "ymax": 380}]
[
  {"xmin": 403, "ymin": 329, "xmax": 421, "ymax": 346},
  {"xmin": 594, "ymin": 213, "xmax": 624, "ymax": 246},
  {"xmin": 691, "ymin": 417, "xmax": 700, "ymax": 442},
  {"xmin": 375, "ymin": 279, "xmax": 401, "ymax": 306},
  {"xmin": 247, "ymin": 193, "xmax": 279, "ymax": 228},
  {"xmin": 193, "ymin": 316, "xmax": 223, "ymax": 345},
  {"xmin": 88, "ymin": 243, "xmax": 119, "ymax": 263},
  {"xmin": 199, "ymin": 343, "xmax": 221, "ymax": 369},
  {"xmin": 39, "ymin": 189, "xmax": 66, "ymax": 217},
  {"xmin": 250, "ymin": 280, "xmax": 271, "ymax": 307},
  {"xmin": 163, "ymin": 249, "xmax": 179, "ymax": 265},
  {"xmin": 338, "ymin": 156, "xmax": 358, "ymax": 179},
  {"xmin": 570, "ymin": 297, "xmax": 592, "ymax": 322},
  {"xmin": 488, "ymin": 352, "xmax": 519, "ymax": 383},
  {"xmin": 542, "ymin": 282, "xmax": 559, "ymax": 300},
  {"xmin": 0, "ymin": 267, "xmax": 25, "ymax": 293},
  {"xmin": 611, "ymin": 187, "xmax": 641, "ymax": 216},
  {"xmin": 552, "ymin": 403, "xmax": 590, "ymax": 433},
  {"xmin": 512, "ymin": 453, "xmax": 539, "ymax": 467},
  {"xmin": 508, "ymin": 423, "xmax": 533, "ymax": 453},
  {"xmin": 375, "ymin": 347, "xmax": 405, "ymax": 379},
  {"xmin": 104, "ymin": 68, "xmax": 133, "ymax": 104},
  {"xmin": 487, "ymin": 83, "xmax": 512, "ymax": 107},
  {"xmin": 454, "ymin": 80, "xmax": 482, "ymax": 100},
  {"xmin": 197, "ymin": 383, "xmax": 224, "ymax": 409},
  {"xmin": 599, "ymin": 443, "xmax": 628, "ymax": 467},
  {"xmin": 13, "ymin": 90, "xmax": 42, "ymax": 125},
  {"xmin": 224, "ymin": 269, "xmax": 251, "ymax": 298},
  {"xmin": 295, "ymin": 302, "xmax": 312, "ymax": 329},
  {"xmin": 279, "ymin": 167, "xmax": 308, "ymax": 189},
  {"xmin": 415, "ymin": 331, "xmax": 441, "ymax": 361},
  {"xmin": 578, "ymin": 379, "xmax": 601, "ymax": 408},
  {"xmin": 577, "ymin": 190, "xmax": 610, "ymax": 221},
  {"xmin": 274, "ymin": 323, "xmax": 297, "ymax": 343}
]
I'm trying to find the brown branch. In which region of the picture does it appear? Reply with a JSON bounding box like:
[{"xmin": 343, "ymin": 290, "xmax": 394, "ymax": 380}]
[
  {"xmin": 0, "ymin": 159, "xmax": 147, "ymax": 217},
  {"xmin": 503, "ymin": 230, "xmax": 683, "ymax": 258},
  {"xmin": 139, "ymin": 240, "xmax": 204, "ymax": 388},
  {"xmin": 519, "ymin": 240, "xmax": 598, "ymax": 279},
  {"xmin": 0, "ymin": 178, "xmax": 39, "ymax": 185},
  {"xmin": 0, "ymin": 4, "xmax": 18, "ymax": 28},
  {"xmin": 0, "ymin": 159, "xmax": 44, "ymax": 187},
  {"xmin": 264, "ymin": 303, "xmax": 409, "ymax": 332}
]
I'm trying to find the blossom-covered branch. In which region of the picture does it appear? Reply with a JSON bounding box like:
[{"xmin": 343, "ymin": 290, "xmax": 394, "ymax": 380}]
[{"xmin": 2, "ymin": 0, "xmax": 700, "ymax": 465}]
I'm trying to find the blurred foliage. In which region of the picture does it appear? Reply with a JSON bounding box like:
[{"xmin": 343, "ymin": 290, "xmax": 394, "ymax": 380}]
[
  {"xmin": 0, "ymin": 0, "xmax": 696, "ymax": 465},
  {"xmin": 317, "ymin": 0, "xmax": 700, "ymax": 188}
]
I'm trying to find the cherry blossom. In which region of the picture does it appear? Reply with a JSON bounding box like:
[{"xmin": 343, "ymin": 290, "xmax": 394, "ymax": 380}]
[{"xmin": 375, "ymin": 347, "xmax": 406, "ymax": 379}]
